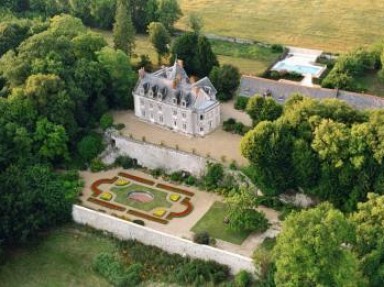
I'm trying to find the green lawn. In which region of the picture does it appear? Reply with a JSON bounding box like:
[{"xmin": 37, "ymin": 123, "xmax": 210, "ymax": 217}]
[
  {"xmin": 191, "ymin": 201, "xmax": 251, "ymax": 245},
  {"xmin": 177, "ymin": 0, "xmax": 384, "ymax": 53},
  {"xmin": 355, "ymin": 72, "xmax": 384, "ymax": 97},
  {"xmin": 111, "ymin": 184, "xmax": 172, "ymax": 211},
  {"xmin": 0, "ymin": 226, "xmax": 114, "ymax": 287}
]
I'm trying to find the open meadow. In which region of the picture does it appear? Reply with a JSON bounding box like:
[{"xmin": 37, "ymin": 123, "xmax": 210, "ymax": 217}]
[{"xmin": 177, "ymin": 0, "xmax": 384, "ymax": 53}]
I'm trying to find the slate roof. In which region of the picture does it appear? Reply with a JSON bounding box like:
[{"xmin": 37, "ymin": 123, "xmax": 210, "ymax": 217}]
[
  {"xmin": 238, "ymin": 76, "xmax": 384, "ymax": 110},
  {"xmin": 134, "ymin": 62, "xmax": 218, "ymax": 111}
]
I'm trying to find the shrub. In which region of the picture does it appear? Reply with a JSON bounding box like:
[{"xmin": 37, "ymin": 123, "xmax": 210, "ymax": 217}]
[
  {"xmin": 175, "ymin": 260, "xmax": 230, "ymax": 285},
  {"xmin": 185, "ymin": 175, "xmax": 198, "ymax": 186},
  {"xmin": 150, "ymin": 168, "xmax": 165, "ymax": 178},
  {"xmin": 235, "ymin": 270, "xmax": 253, "ymax": 287},
  {"xmin": 132, "ymin": 219, "xmax": 145, "ymax": 226},
  {"xmin": 90, "ymin": 158, "xmax": 107, "ymax": 172},
  {"xmin": 170, "ymin": 171, "xmax": 184, "ymax": 182},
  {"xmin": 271, "ymin": 44, "xmax": 284, "ymax": 53},
  {"xmin": 193, "ymin": 231, "xmax": 211, "ymax": 245},
  {"xmin": 114, "ymin": 123, "xmax": 126, "ymax": 130},
  {"xmin": 115, "ymin": 156, "xmax": 136, "ymax": 169},
  {"xmin": 204, "ymin": 163, "xmax": 224, "ymax": 190},
  {"xmin": 100, "ymin": 113, "xmax": 113, "ymax": 130},
  {"xmin": 234, "ymin": 96, "xmax": 249, "ymax": 110},
  {"xmin": 229, "ymin": 209, "xmax": 270, "ymax": 233}
]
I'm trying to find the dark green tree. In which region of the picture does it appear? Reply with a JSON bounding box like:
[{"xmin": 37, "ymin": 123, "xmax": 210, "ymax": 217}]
[
  {"xmin": 148, "ymin": 22, "xmax": 171, "ymax": 64},
  {"xmin": 113, "ymin": 0, "xmax": 135, "ymax": 56},
  {"xmin": 209, "ymin": 64, "xmax": 240, "ymax": 101},
  {"xmin": 157, "ymin": 0, "xmax": 182, "ymax": 32}
]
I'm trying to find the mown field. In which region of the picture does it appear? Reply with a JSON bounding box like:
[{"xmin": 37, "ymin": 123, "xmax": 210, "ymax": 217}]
[{"xmin": 177, "ymin": 0, "xmax": 384, "ymax": 53}]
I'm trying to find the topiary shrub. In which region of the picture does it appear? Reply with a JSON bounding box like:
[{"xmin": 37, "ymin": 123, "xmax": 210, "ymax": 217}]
[
  {"xmin": 234, "ymin": 96, "xmax": 249, "ymax": 110},
  {"xmin": 234, "ymin": 270, "xmax": 253, "ymax": 287},
  {"xmin": 193, "ymin": 231, "xmax": 210, "ymax": 245}
]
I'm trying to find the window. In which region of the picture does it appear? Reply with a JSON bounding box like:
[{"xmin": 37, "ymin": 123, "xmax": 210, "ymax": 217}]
[
  {"xmin": 173, "ymin": 98, "xmax": 177, "ymax": 104},
  {"xmin": 141, "ymin": 110, "xmax": 145, "ymax": 117},
  {"xmin": 200, "ymin": 114, "xmax": 204, "ymax": 120},
  {"xmin": 158, "ymin": 104, "xmax": 162, "ymax": 111},
  {"xmin": 150, "ymin": 113, "xmax": 154, "ymax": 119},
  {"xmin": 182, "ymin": 112, "xmax": 186, "ymax": 118},
  {"xmin": 183, "ymin": 123, "xmax": 187, "ymax": 130},
  {"xmin": 200, "ymin": 126, "xmax": 204, "ymax": 132},
  {"xmin": 139, "ymin": 87, "xmax": 144, "ymax": 95},
  {"xmin": 174, "ymin": 120, "xmax": 177, "ymax": 127},
  {"xmin": 181, "ymin": 100, "xmax": 186, "ymax": 107},
  {"xmin": 173, "ymin": 110, "xmax": 177, "ymax": 116},
  {"xmin": 149, "ymin": 103, "xmax": 153, "ymax": 109},
  {"xmin": 159, "ymin": 115, "xmax": 164, "ymax": 123}
]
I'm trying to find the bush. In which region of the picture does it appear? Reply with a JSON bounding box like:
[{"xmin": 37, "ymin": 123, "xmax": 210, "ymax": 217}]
[
  {"xmin": 115, "ymin": 156, "xmax": 136, "ymax": 169},
  {"xmin": 90, "ymin": 158, "xmax": 107, "ymax": 172},
  {"xmin": 100, "ymin": 113, "xmax": 113, "ymax": 130},
  {"xmin": 204, "ymin": 163, "xmax": 224, "ymax": 190},
  {"xmin": 271, "ymin": 44, "xmax": 284, "ymax": 53},
  {"xmin": 132, "ymin": 219, "xmax": 145, "ymax": 226},
  {"xmin": 229, "ymin": 209, "xmax": 270, "ymax": 233},
  {"xmin": 235, "ymin": 270, "xmax": 253, "ymax": 287},
  {"xmin": 175, "ymin": 260, "xmax": 230, "ymax": 285},
  {"xmin": 114, "ymin": 123, "xmax": 126, "ymax": 130},
  {"xmin": 150, "ymin": 168, "xmax": 165, "ymax": 178},
  {"xmin": 185, "ymin": 175, "xmax": 198, "ymax": 186},
  {"xmin": 234, "ymin": 96, "xmax": 249, "ymax": 110},
  {"xmin": 93, "ymin": 253, "xmax": 142, "ymax": 287},
  {"xmin": 223, "ymin": 118, "xmax": 250, "ymax": 135},
  {"xmin": 193, "ymin": 231, "xmax": 211, "ymax": 245},
  {"xmin": 170, "ymin": 171, "xmax": 184, "ymax": 182}
]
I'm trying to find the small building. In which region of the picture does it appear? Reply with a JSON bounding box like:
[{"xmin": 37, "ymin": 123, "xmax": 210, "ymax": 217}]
[{"xmin": 133, "ymin": 61, "xmax": 220, "ymax": 136}]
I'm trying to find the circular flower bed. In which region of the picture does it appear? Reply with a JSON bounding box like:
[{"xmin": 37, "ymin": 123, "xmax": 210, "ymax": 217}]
[
  {"xmin": 128, "ymin": 191, "xmax": 154, "ymax": 203},
  {"xmin": 100, "ymin": 192, "xmax": 113, "ymax": 201}
]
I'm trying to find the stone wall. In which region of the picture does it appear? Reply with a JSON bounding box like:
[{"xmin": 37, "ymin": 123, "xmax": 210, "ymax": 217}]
[
  {"xmin": 102, "ymin": 132, "xmax": 209, "ymax": 177},
  {"xmin": 72, "ymin": 205, "xmax": 256, "ymax": 275}
]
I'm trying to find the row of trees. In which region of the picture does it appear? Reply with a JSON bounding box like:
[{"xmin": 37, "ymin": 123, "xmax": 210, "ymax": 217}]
[
  {"xmin": 0, "ymin": 14, "xmax": 137, "ymax": 250},
  {"xmin": 241, "ymin": 94, "xmax": 384, "ymax": 211},
  {"xmin": 271, "ymin": 194, "xmax": 384, "ymax": 286},
  {"xmin": 2, "ymin": 0, "xmax": 182, "ymax": 32}
]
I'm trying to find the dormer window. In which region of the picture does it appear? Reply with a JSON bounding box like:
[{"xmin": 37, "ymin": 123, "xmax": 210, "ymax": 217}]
[
  {"xmin": 148, "ymin": 90, "xmax": 154, "ymax": 98},
  {"xmin": 157, "ymin": 92, "xmax": 163, "ymax": 101},
  {"xmin": 173, "ymin": 97, "xmax": 177, "ymax": 105},
  {"xmin": 181, "ymin": 100, "xmax": 186, "ymax": 108}
]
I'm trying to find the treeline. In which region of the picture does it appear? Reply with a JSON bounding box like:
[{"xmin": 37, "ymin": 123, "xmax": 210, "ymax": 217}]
[
  {"xmin": 241, "ymin": 94, "xmax": 384, "ymax": 212},
  {"xmin": 0, "ymin": 14, "xmax": 137, "ymax": 251},
  {"xmin": 1, "ymin": 0, "xmax": 182, "ymax": 33},
  {"xmin": 321, "ymin": 43, "xmax": 384, "ymax": 92}
]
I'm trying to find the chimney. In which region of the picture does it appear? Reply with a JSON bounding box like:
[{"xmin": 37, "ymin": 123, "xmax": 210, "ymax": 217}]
[{"xmin": 138, "ymin": 67, "xmax": 145, "ymax": 79}]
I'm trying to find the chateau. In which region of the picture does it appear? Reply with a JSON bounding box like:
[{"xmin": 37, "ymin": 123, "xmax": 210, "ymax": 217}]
[{"xmin": 133, "ymin": 61, "xmax": 220, "ymax": 136}]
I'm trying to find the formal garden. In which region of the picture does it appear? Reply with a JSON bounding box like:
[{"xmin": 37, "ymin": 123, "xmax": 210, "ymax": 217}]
[{"xmin": 86, "ymin": 171, "xmax": 195, "ymax": 225}]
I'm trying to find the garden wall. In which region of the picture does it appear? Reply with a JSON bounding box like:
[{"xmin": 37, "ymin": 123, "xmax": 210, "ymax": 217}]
[
  {"xmin": 102, "ymin": 132, "xmax": 209, "ymax": 177},
  {"xmin": 72, "ymin": 205, "xmax": 256, "ymax": 275}
]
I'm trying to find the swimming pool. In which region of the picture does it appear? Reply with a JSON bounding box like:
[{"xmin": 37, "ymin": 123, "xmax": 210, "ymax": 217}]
[{"xmin": 272, "ymin": 60, "xmax": 325, "ymax": 77}]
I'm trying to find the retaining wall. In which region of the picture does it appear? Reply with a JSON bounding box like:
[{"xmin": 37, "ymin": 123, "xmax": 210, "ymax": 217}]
[
  {"xmin": 102, "ymin": 132, "xmax": 209, "ymax": 177},
  {"xmin": 72, "ymin": 205, "xmax": 256, "ymax": 275}
]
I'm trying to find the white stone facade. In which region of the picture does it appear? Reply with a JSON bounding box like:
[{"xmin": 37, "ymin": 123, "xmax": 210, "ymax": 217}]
[{"xmin": 133, "ymin": 62, "xmax": 221, "ymax": 136}]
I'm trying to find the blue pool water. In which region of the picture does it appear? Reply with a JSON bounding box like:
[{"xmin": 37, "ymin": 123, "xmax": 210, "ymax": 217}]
[{"xmin": 273, "ymin": 61, "xmax": 323, "ymax": 77}]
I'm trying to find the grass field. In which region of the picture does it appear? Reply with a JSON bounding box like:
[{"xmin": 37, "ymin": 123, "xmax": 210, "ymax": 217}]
[
  {"xmin": 177, "ymin": 0, "xmax": 384, "ymax": 53},
  {"xmin": 191, "ymin": 201, "xmax": 251, "ymax": 245},
  {"xmin": 0, "ymin": 226, "xmax": 114, "ymax": 287},
  {"xmin": 94, "ymin": 29, "xmax": 277, "ymax": 75},
  {"xmin": 111, "ymin": 184, "xmax": 172, "ymax": 211}
]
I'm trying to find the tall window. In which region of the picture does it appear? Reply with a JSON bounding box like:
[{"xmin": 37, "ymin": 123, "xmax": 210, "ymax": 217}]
[
  {"xmin": 182, "ymin": 112, "xmax": 186, "ymax": 118},
  {"xmin": 173, "ymin": 110, "xmax": 177, "ymax": 116},
  {"xmin": 183, "ymin": 123, "xmax": 187, "ymax": 130},
  {"xmin": 200, "ymin": 114, "xmax": 204, "ymax": 120}
]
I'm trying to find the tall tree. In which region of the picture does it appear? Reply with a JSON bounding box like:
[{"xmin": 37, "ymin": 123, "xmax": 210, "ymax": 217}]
[
  {"xmin": 274, "ymin": 203, "xmax": 365, "ymax": 287},
  {"xmin": 187, "ymin": 13, "xmax": 203, "ymax": 34},
  {"xmin": 209, "ymin": 64, "xmax": 240, "ymax": 101},
  {"xmin": 157, "ymin": 0, "xmax": 182, "ymax": 32},
  {"xmin": 351, "ymin": 193, "xmax": 384, "ymax": 287},
  {"xmin": 113, "ymin": 0, "xmax": 135, "ymax": 56},
  {"xmin": 148, "ymin": 22, "xmax": 171, "ymax": 64}
]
